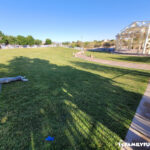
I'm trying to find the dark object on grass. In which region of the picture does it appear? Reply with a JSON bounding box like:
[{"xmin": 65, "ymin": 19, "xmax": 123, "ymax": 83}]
[{"xmin": 45, "ymin": 136, "xmax": 54, "ymax": 141}]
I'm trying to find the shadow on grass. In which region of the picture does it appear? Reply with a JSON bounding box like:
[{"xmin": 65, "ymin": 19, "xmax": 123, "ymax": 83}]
[
  {"xmin": 71, "ymin": 61, "xmax": 150, "ymax": 81},
  {"xmin": 0, "ymin": 56, "xmax": 149, "ymax": 150}
]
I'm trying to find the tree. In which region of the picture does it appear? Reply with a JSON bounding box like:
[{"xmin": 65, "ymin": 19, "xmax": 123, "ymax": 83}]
[
  {"xmin": 1, "ymin": 36, "xmax": 9, "ymax": 45},
  {"xmin": 16, "ymin": 35, "xmax": 27, "ymax": 45},
  {"xmin": 93, "ymin": 41, "xmax": 102, "ymax": 48},
  {"xmin": 70, "ymin": 42, "xmax": 76, "ymax": 48},
  {"xmin": 0, "ymin": 31, "xmax": 6, "ymax": 44},
  {"xmin": 109, "ymin": 39, "xmax": 115, "ymax": 47},
  {"xmin": 0, "ymin": 31, "xmax": 4, "ymax": 38},
  {"xmin": 34, "ymin": 39, "xmax": 42, "ymax": 45},
  {"xmin": 103, "ymin": 42, "xmax": 111, "ymax": 48},
  {"xmin": 45, "ymin": 38, "xmax": 52, "ymax": 45},
  {"xmin": 26, "ymin": 35, "xmax": 35, "ymax": 46},
  {"xmin": 62, "ymin": 41, "xmax": 70, "ymax": 45},
  {"xmin": 76, "ymin": 40, "xmax": 82, "ymax": 47},
  {"xmin": 7, "ymin": 36, "xmax": 17, "ymax": 45},
  {"xmin": 0, "ymin": 30, "xmax": 44, "ymax": 46},
  {"xmin": 84, "ymin": 42, "xmax": 90, "ymax": 48}
]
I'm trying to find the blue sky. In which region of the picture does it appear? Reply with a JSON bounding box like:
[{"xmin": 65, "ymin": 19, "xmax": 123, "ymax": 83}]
[{"xmin": 0, "ymin": 0, "xmax": 150, "ymax": 42}]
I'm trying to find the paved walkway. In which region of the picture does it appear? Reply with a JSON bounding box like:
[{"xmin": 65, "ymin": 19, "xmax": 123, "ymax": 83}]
[
  {"xmin": 122, "ymin": 80, "xmax": 150, "ymax": 150},
  {"xmin": 75, "ymin": 52, "xmax": 150, "ymax": 71}
]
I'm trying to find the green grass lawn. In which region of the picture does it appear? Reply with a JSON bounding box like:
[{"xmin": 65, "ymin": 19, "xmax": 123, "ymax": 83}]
[
  {"xmin": 86, "ymin": 51, "xmax": 150, "ymax": 64},
  {"xmin": 0, "ymin": 47, "xmax": 150, "ymax": 150}
]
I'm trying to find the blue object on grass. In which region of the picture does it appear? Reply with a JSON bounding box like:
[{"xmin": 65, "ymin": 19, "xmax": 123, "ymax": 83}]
[{"xmin": 45, "ymin": 136, "xmax": 54, "ymax": 141}]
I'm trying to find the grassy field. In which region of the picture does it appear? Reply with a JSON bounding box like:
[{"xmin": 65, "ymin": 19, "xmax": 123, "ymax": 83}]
[
  {"xmin": 0, "ymin": 47, "xmax": 150, "ymax": 150},
  {"xmin": 86, "ymin": 51, "xmax": 150, "ymax": 64}
]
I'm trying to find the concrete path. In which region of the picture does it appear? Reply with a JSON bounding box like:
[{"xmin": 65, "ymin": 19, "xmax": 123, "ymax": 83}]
[
  {"xmin": 122, "ymin": 80, "xmax": 150, "ymax": 150},
  {"xmin": 75, "ymin": 52, "xmax": 150, "ymax": 71}
]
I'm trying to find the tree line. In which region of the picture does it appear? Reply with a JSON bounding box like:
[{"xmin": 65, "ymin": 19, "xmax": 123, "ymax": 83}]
[
  {"xmin": 62, "ymin": 40, "xmax": 115, "ymax": 49},
  {"xmin": 0, "ymin": 31, "xmax": 52, "ymax": 46}
]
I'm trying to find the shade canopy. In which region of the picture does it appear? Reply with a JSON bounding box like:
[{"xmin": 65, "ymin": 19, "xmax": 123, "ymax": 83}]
[{"xmin": 116, "ymin": 21, "xmax": 150, "ymax": 54}]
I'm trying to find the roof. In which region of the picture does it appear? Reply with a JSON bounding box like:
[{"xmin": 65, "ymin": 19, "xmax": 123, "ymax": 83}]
[{"xmin": 117, "ymin": 21, "xmax": 150, "ymax": 38}]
